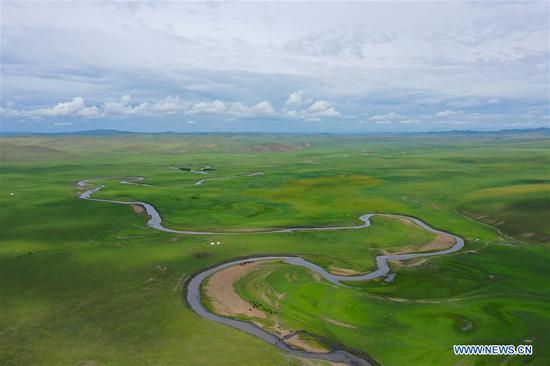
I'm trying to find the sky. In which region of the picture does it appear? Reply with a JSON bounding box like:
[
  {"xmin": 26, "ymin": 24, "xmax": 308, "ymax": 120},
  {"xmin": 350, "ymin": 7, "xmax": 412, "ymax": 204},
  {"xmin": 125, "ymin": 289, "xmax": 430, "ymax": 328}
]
[{"xmin": 1, "ymin": 1, "xmax": 549, "ymax": 133}]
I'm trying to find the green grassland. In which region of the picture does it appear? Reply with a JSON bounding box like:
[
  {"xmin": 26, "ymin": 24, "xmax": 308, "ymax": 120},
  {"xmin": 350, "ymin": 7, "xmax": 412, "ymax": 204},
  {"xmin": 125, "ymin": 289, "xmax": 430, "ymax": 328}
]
[
  {"xmin": 235, "ymin": 261, "xmax": 550, "ymax": 365},
  {"xmin": 458, "ymin": 184, "xmax": 550, "ymax": 244},
  {"xmin": 1, "ymin": 131, "xmax": 549, "ymax": 365}
]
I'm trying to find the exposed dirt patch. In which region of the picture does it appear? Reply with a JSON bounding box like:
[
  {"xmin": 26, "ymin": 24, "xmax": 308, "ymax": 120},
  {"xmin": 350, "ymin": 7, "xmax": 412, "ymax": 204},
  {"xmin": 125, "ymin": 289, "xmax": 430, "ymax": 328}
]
[
  {"xmin": 131, "ymin": 204, "xmax": 144, "ymax": 214},
  {"xmin": 323, "ymin": 317, "xmax": 357, "ymax": 329},
  {"xmin": 399, "ymin": 257, "xmax": 430, "ymax": 268},
  {"xmin": 205, "ymin": 262, "xmax": 335, "ymax": 354},
  {"xmin": 393, "ymin": 217, "xmax": 455, "ymax": 253},
  {"xmin": 205, "ymin": 262, "xmax": 266, "ymax": 319},
  {"xmin": 270, "ymin": 319, "xmax": 293, "ymax": 338},
  {"xmin": 422, "ymin": 232, "xmax": 455, "ymax": 251},
  {"xmin": 286, "ymin": 333, "xmax": 329, "ymax": 353},
  {"xmin": 396, "ymin": 217, "xmax": 419, "ymax": 228},
  {"xmin": 299, "ymin": 358, "xmax": 347, "ymax": 366}
]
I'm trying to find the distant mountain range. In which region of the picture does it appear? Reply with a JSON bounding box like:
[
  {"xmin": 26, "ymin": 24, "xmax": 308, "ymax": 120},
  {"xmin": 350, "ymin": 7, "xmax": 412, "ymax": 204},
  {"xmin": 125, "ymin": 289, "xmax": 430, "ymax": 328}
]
[
  {"xmin": 416, "ymin": 127, "xmax": 549, "ymax": 136},
  {"xmin": 1, "ymin": 127, "xmax": 548, "ymax": 137}
]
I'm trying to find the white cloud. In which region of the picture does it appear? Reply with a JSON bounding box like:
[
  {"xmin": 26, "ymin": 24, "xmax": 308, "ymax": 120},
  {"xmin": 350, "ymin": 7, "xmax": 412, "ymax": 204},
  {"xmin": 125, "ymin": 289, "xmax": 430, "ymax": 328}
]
[
  {"xmin": 283, "ymin": 92, "xmax": 342, "ymax": 120},
  {"xmin": 436, "ymin": 110, "xmax": 464, "ymax": 117},
  {"xmin": 134, "ymin": 96, "xmax": 188, "ymax": 116},
  {"xmin": 251, "ymin": 101, "xmax": 275, "ymax": 114},
  {"xmin": 308, "ymin": 100, "xmax": 330, "ymax": 113},
  {"xmin": 192, "ymin": 100, "xmax": 275, "ymax": 116},
  {"xmin": 0, "ymin": 95, "xmax": 322, "ymax": 122},
  {"xmin": 102, "ymin": 95, "xmax": 189, "ymax": 117},
  {"xmin": 284, "ymin": 90, "xmax": 304, "ymax": 109},
  {"xmin": 1, "ymin": 96, "xmax": 98, "ymax": 119},
  {"xmin": 227, "ymin": 102, "xmax": 250, "ymax": 115},
  {"xmin": 40, "ymin": 97, "xmax": 85, "ymax": 117},
  {"xmin": 53, "ymin": 121, "xmax": 73, "ymax": 126},
  {"xmin": 188, "ymin": 100, "xmax": 226, "ymax": 114},
  {"xmin": 226, "ymin": 102, "xmax": 250, "ymax": 115},
  {"xmin": 369, "ymin": 112, "xmax": 420, "ymax": 125},
  {"xmin": 79, "ymin": 106, "xmax": 101, "ymax": 117},
  {"xmin": 306, "ymin": 100, "xmax": 341, "ymax": 118},
  {"xmin": 1, "ymin": 91, "xmax": 543, "ymax": 132},
  {"xmin": 368, "ymin": 112, "xmax": 406, "ymax": 122},
  {"xmin": 103, "ymin": 95, "xmax": 132, "ymax": 115},
  {"xmin": 0, "ymin": 107, "xmax": 19, "ymax": 118}
]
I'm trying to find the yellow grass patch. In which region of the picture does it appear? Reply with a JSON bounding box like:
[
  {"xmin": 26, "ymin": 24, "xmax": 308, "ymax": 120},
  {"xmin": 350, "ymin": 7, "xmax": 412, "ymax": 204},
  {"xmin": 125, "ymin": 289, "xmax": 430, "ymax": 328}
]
[
  {"xmin": 465, "ymin": 184, "xmax": 550, "ymax": 199},
  {"xmin": 263, "ymin": 175, "xmax": 383, "ymax": 199}
]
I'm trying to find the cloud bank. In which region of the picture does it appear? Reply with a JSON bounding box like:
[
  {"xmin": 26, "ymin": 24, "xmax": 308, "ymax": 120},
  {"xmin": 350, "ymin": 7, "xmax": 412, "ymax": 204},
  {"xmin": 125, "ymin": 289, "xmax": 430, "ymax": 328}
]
[
  {"xmin": 1, "ymin": 92, "xmax": 340, "ymax": 121},
  {"xmin": 1, "ymin": 1, "xmax": 548, "ymax": 132}
]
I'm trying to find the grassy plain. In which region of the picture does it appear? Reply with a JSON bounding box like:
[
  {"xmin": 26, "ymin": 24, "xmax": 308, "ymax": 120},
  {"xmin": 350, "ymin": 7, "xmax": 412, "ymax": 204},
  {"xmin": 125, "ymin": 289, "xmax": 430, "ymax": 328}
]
[{"xmin": 1, "ymin": 131, "xmax": 549, "ymax": 365}]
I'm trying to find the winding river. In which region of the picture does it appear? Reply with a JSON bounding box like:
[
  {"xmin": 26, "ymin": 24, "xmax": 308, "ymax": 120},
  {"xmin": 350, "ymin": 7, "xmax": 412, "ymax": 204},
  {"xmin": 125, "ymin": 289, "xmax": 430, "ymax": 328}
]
[{"xmin": 76, "ymin": 177, "xmax": 465, "ymax": 366}]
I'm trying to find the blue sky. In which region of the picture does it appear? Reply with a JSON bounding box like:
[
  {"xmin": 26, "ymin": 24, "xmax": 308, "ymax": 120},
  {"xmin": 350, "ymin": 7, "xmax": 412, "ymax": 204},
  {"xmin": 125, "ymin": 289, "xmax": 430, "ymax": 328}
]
[{"xmin": 1, "ymin": 1, "xmax": 548, "ymax": 133}]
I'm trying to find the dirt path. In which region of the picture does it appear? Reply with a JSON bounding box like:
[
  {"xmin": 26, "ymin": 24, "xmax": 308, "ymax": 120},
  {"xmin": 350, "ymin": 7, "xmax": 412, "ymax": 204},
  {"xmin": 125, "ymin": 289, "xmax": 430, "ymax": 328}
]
[{"xmin": 323, "ymin": 317, "xmax": 357, "ymax": 329}]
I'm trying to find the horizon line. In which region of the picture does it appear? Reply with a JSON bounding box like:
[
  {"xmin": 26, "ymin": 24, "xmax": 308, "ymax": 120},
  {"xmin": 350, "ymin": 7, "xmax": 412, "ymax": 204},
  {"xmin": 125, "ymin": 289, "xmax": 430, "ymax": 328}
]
[{"xmin": 1, "ymin": 127, "xmax": 549, "ymax": 137}]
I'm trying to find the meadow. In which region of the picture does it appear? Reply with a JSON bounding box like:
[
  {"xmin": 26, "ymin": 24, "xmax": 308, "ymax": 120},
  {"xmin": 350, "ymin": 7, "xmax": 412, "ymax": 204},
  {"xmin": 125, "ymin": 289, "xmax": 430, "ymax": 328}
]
[{"xmin": 1, "ymin": 131, "xmax": 549, "ymax": 365}]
